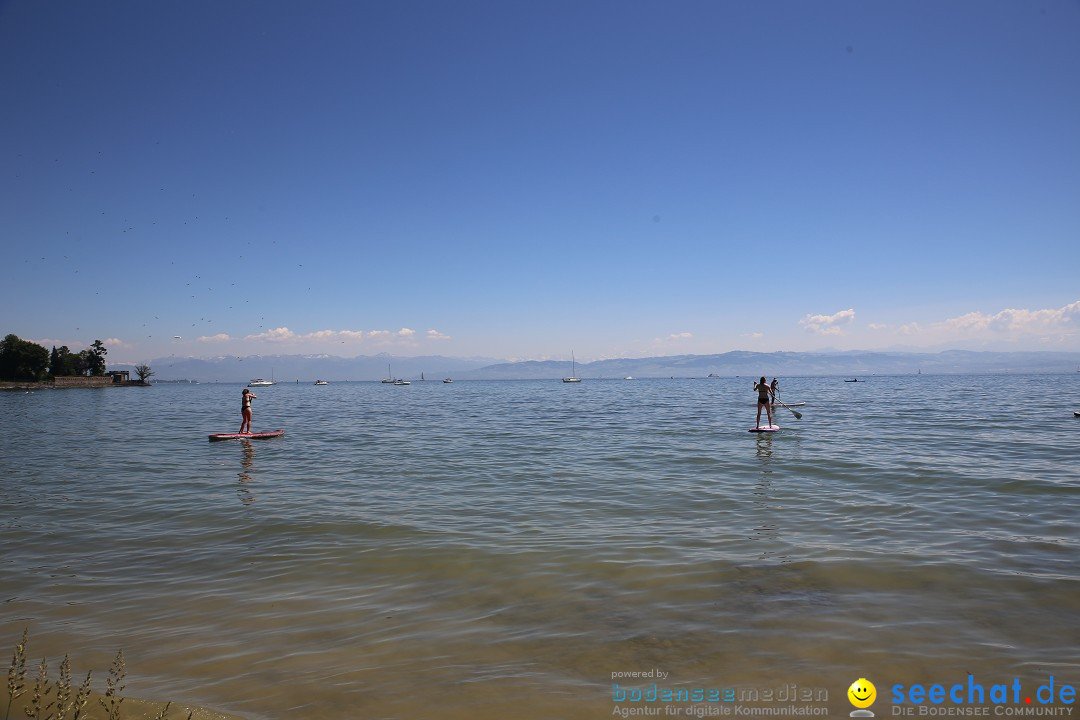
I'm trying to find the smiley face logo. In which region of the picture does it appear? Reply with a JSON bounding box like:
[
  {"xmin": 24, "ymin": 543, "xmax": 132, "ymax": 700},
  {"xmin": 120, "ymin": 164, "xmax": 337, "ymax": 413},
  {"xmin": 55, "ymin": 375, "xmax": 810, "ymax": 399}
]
[{"xmin": 848, "ymin": 678, "xmax": 876, "ymax": 709}]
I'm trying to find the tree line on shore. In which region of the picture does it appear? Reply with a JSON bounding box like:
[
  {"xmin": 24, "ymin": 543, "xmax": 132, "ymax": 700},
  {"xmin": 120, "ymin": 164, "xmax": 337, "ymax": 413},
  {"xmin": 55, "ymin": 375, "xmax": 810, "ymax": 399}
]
[{"xmin": 0, "ymin": 333, "xmax": 153, "ymax": 383}]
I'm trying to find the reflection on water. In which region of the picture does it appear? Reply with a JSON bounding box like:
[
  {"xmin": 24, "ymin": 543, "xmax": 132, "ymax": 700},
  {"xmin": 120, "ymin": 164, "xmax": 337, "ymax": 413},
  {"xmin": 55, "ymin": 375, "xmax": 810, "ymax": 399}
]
[
  {"xmin": 236, "ymin": 439, "xmax": 255, "ymax": 504},
  {"xmin": 752, "ymin": 435, "xmax": 784, "ymax": 561}
]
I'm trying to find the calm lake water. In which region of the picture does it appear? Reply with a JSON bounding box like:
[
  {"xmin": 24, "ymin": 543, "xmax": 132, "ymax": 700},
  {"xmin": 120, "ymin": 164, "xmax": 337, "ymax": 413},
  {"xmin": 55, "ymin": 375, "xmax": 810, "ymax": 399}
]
[{"xmin": 2, "ymin": 375, "xmax": 1079, "ymax": 719}]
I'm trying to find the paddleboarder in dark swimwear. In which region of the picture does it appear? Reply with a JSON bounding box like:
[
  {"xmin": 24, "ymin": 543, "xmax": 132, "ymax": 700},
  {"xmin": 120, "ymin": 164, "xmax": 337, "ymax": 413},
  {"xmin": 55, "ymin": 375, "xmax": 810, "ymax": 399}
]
[
  {"xmin": 240, "ymin": 388, "xmax": 256, "ymax": 434},
  {"xmin": 754, "ymin": 376, "xmax": 775, "ymax": 429}
]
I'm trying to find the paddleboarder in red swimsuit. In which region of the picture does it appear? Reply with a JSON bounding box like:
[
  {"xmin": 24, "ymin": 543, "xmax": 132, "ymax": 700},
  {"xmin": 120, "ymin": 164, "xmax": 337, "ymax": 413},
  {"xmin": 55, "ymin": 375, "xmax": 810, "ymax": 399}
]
[{"xmin": 240, "ymin": 388, "xmax": 256, "ymax": 434}]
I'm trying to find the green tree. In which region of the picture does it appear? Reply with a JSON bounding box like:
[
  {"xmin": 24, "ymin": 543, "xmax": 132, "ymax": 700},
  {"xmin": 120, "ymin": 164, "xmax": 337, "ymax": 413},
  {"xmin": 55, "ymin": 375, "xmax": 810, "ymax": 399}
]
[
  {"xmin": 77, "ymin": 350, "xmax": 94, "ymax": 376},
  {"xmin": 49, "ymin": 345, "xmax": 80, "ymax": 376},
  {"xmin": 0, "ymin": 334, "xmax": 50, "ymax": 381},
  {"xmin": 85, "ymin": 340, "xmax": 108, "ymax": 376}
]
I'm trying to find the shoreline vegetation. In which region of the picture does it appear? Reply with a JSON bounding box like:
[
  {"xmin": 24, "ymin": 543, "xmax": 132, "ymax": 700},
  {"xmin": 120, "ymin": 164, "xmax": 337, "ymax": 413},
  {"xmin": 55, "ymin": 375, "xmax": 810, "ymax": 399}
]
[
  {"xmin": 5, "ymin": 630, "xmax": 243, "ymax": 720},
  {"xmin": 0, "ymin": 334, "xmax": 155, "ymax": 388}
]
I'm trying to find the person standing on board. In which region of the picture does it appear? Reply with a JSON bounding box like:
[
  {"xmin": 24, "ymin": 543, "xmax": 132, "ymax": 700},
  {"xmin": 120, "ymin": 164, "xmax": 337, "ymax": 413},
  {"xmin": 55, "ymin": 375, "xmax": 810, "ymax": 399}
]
[
  {"xmin": 754, "ymin": 376, "xmax": 775, "ymax": 429},
  {"xmin": 770, "ymin": 377, "xmax": 780, "ymax": 403},
  {"xmin": 240, "ymin": 388, "xmax": 256, "ymax": 434}
]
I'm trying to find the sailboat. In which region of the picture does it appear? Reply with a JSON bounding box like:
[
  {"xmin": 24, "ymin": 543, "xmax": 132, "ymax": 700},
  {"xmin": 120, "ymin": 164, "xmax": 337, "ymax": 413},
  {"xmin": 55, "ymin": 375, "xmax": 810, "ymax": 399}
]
[
  {"xmin": 562, "ymin": 351, "xmax": 582, "ymax": 383},
  {"xmin": 386, "ymin": 362, "xmax": 411, "ymax": 385}
]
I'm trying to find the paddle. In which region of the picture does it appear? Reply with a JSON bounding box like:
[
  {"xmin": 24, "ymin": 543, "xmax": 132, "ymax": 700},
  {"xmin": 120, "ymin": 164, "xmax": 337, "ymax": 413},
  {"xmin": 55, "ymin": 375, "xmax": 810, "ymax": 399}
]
[{"xmin": 774, "ymin": 397, "xmax": 802, "ymax": 420}]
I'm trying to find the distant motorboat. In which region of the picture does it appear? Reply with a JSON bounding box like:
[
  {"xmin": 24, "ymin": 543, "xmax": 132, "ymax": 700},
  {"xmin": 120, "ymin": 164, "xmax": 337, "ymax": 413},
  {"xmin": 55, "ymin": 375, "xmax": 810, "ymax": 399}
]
[
  {"xmin": 393, "ymin": 379, "xmax": 411, "ymax": 386},
  {"xmin": 249, "ymin": 368, "xmax": 275, "ymax": 387},
  {"xmin": 562, "ymin": 351, "xmax": 582, "ymax": 383},
  {"xmin": 844, "ymin": 378, "xmax": 859, "ymax": 383},
  {"xmin": 314, "ymin": 380, "xmax": 328, "ymax": 386},
  {"xmin": 624, "ymin": 376, "xmax": 634, "ymax": 380},
  {"xmin": 443, "ymin": 378, "xmax": 453, "ymax": 383}
]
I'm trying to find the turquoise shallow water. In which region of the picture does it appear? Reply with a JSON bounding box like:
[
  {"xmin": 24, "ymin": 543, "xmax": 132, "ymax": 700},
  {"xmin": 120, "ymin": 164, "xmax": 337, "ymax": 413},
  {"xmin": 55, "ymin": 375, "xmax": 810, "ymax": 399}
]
[{"xmin": 1, "ymin": 375, "xmax": 1079, "ymax": 719}]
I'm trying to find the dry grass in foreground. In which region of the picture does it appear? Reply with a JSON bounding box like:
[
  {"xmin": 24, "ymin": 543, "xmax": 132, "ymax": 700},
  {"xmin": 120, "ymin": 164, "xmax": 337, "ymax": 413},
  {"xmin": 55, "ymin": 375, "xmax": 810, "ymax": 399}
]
[{"xmin": 5, "ymin": 629, "xmax": 199, "ymax": 720}]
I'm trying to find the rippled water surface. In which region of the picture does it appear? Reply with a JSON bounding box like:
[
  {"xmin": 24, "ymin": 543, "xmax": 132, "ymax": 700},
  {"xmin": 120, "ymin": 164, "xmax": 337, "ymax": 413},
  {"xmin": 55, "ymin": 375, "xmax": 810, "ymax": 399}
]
[{"xmin": 2, "ymin": 375, "xmax": 1079, "ymax": 718}]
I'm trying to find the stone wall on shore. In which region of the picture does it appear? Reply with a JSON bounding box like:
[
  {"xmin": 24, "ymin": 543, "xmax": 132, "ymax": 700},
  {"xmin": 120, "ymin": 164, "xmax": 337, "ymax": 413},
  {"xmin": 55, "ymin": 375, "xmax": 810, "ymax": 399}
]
[
  {"xmin": 0, "ymin": 378, "xmax": 149, "ymax": 390},
  {"xmin": 53, "ymin": 375, "xmax": 116, "ymax": 387}
]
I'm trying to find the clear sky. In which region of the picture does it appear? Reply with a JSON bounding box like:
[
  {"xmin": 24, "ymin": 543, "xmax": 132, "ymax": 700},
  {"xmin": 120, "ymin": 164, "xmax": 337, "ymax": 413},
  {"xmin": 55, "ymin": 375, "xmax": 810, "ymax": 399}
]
[{"xmin": 2, "ymin": 0, "xmax": 1078, "ymax": 364}]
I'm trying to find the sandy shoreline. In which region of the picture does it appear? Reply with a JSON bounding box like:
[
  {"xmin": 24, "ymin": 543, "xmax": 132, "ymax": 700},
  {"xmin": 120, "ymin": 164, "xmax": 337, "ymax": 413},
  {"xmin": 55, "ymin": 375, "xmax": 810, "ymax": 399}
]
[{"xmin": 5, "ymin": 691, "xmax": 246, "ymax": 720}]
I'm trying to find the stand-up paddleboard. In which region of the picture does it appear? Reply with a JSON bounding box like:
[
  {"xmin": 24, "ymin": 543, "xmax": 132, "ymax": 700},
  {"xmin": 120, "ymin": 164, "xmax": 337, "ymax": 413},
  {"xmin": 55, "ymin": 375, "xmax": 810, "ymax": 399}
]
[
  {"xmin": 208, "ymin": 429, "xmax": 284, "ymax": 442},
  {"xmin": 749, "ymin": 425, "xmax": 781, "ymax": 433},
  {"xmin": 752, "ymin": 402, "xmax": 806, "ymax": 407}
]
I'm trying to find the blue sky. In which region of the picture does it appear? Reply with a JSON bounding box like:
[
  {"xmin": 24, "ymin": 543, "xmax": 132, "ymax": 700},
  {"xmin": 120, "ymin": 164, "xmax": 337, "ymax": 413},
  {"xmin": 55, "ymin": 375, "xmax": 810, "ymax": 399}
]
[{"xmin": 2, "ymin": 0, "xmax": 1078, "ymax": 364}]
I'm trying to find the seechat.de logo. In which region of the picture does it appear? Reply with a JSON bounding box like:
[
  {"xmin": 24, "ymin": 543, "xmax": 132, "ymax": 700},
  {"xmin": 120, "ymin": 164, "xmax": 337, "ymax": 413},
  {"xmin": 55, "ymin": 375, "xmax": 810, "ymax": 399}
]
[{"xmin": 849, "ymin": 678, "xmax": 877, "ymax": 717}]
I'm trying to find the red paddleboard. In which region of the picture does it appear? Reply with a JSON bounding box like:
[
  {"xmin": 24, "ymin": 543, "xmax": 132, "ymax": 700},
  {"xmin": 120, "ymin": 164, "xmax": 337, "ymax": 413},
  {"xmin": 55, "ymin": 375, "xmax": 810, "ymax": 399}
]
[
  {"xmin": 748, "ymin": 425, "xmax": 780, "ymax": 433},
  {"xmin": 208, "ymin": 429, "xmax": 284, "ymax": 442}
]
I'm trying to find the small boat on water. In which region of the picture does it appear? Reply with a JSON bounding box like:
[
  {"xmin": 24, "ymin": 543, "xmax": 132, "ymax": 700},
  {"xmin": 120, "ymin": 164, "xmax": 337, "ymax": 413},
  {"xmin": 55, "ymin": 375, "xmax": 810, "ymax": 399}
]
[
  {"xmin": 248, "ymin": 369, "xmax": 275, "ymax": 387},
  {"xmin": 314, "ymin": 380, "xmax": 328, "ymax": 386},
  {"xmin": 443, "ymin": 378, "xmax": 453, "ymax": 383},
  {"xmin": 624, "ymin": 376, "xmax": 634, "ymax": 380},
  {"xmin": 382, "ymin": 362, "xmax": 399, "ymax": 384},
  {"xmin": 844, "ymin": 378, "xmax": 859, "ymax": 383},
  {"xmin": 562, "ymin": 351, "xmax": 582, "ymax": 383},
  {"xmin": 393, "ymin": 379, "xmax": 411, "ymax": 386}
]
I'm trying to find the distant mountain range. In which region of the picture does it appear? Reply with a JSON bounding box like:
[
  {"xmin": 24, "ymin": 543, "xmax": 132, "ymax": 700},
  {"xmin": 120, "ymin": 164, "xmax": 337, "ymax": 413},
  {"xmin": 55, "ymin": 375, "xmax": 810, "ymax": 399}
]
[{"xmin": 110, "ymin": 350, "xmax": 1080, "ymax": 383}]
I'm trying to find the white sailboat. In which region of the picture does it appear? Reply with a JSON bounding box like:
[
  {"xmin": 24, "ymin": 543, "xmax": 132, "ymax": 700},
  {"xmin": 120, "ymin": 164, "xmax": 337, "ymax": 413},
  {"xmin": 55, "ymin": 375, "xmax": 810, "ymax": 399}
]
[
  {"xmin": 562, "ymin": 351, "xmax": 582, "ymax": 383},
  {"xmin": 383, "ymin": 362, "xmax": 410, "ymax": 385}
]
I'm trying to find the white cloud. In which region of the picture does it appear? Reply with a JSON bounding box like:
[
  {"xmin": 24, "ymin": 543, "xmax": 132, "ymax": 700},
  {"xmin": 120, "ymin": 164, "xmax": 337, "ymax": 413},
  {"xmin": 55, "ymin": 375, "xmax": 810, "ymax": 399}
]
[
  {"xmin": 867, "ymin": 300, "xmax": 1079, "ymax": 348},
  {"xmin": 198, "ymin": 333, "xmax": 232, "ymax": 343},
  {"xmin": 800, "ymin": 308, "xmax": 855, "ymax": 335},
  {"xmin": 898, "ymin": 322, "xmax": 921, "ymax": 335},
  {"xmin": 940, "ymin": 301, "xmax": 1080, "ymax": 335},
  {"xmin": 650, "ymin": 331, "xmax": 694, "ymax": 348},
  {"xmin": 244, "ymin": 327, "xmax": 297, "ymax": 342},
  {"xmin": 427, "ymin": 329, "xmax": 451, "ymax": 340},
  {"xmin": 241, "ymin": 327, "xmax": 419, "ymax": 345}
]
